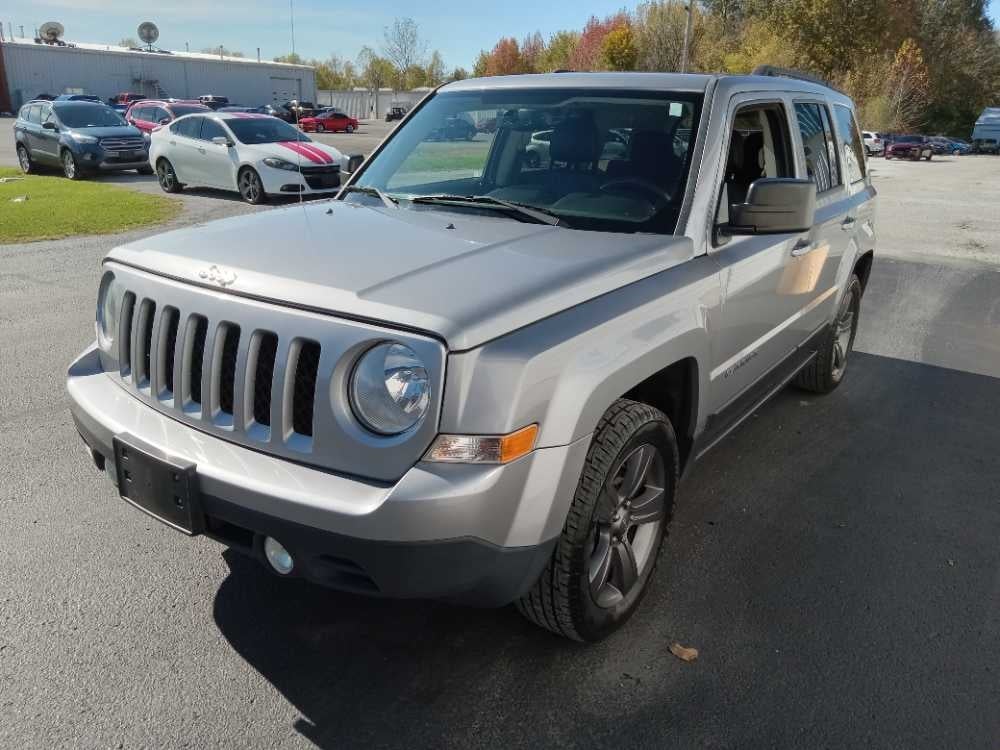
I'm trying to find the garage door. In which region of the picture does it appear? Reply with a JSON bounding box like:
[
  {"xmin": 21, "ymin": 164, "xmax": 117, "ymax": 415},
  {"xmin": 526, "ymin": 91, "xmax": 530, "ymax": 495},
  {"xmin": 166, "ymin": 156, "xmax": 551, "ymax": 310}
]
[{"xmin": 270, "ymin": 77, "xmax": 302, "ymax": 105}]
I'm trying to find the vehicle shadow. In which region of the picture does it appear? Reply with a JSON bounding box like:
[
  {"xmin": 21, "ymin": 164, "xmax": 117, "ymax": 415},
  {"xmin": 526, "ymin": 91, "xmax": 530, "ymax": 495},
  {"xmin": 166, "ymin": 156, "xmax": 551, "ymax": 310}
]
[{"xmin": 212, "ymin": 352, "xmax": 1000, "ymax": 749}]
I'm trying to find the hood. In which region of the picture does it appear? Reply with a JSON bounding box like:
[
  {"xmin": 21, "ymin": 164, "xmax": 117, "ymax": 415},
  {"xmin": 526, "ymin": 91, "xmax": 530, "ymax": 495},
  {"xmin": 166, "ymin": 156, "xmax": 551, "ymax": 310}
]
[
  {"xmin": 74, "ymin": 125, "xmax": 143, "ymax": 139},
  {"xmin": 106, "ymin": 201, "xmax": 694, "ymax": 350},
  {"xmin": 246, "ymin": 139, "xmax": 344, "ymax": 166}
]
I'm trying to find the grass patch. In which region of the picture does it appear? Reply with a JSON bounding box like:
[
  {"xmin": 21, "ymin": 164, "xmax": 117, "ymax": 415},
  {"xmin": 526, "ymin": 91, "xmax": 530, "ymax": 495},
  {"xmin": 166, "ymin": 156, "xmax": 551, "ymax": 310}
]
[{"xmin": 0, "ymin": 167, "xmax": 180, "ymax": 243}]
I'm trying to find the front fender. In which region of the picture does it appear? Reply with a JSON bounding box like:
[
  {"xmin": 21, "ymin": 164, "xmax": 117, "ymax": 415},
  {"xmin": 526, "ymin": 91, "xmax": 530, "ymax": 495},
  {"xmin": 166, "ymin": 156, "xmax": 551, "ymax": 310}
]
[{"xmin": 440, "ymin": 255, "xmax": 720, "ymax": 448}]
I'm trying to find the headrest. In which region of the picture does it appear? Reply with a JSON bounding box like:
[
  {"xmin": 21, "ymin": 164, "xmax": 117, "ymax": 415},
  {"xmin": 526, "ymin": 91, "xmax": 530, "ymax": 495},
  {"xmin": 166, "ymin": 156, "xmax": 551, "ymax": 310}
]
[{"xmin": 550, "ymin": 117, "xmax": 602, "ymax": 164}]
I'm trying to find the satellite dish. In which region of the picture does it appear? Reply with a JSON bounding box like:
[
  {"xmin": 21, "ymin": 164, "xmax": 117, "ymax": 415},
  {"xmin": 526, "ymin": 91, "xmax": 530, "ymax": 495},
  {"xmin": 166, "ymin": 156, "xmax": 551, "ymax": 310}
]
[
  {"xmin": 137, "ymin": 22, "xmax": 159, "ymax": 47},
  {"xmin": 39, "ymin": 21, "xmax": 64, "ymax": 42}
]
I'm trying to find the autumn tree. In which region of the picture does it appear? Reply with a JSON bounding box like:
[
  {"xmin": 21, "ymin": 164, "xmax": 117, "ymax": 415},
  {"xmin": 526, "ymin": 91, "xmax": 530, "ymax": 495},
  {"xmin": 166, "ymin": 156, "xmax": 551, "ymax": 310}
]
[
  {"xmin": 521, "ymin": 31, "xmax": 546, "ymax": 73},
  {"xmin": 541, "ymin": 30, "xmax": 580, "ymax": 71},
  {"xmin": 885, "ymin": 38, "xmax": 931, "ymax": 131},
  {"xmin": 570, "ymin": 14, "xmax": 630, "ymax": 70},
  {"xmin": 602, "ymin": 24, "xmax": 639, "ymax": 70}
]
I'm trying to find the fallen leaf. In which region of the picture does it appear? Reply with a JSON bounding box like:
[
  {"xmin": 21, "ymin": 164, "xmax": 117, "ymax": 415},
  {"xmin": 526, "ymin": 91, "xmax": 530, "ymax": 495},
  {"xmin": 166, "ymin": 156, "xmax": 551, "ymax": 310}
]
[{"xmin": 670, "ymin": 643, "xmax": 699, "ymax": 662}]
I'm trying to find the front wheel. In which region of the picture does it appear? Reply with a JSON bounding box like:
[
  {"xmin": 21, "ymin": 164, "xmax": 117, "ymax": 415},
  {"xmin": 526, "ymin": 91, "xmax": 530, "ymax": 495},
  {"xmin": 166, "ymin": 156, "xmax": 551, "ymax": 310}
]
[
  {"xmin": 517, "ymin": 400, "xmax": 678, "ymax": 642},
  {"xmin": 346, "ymin": 124, "xmax": 355, "ymax": 133},
  {"xmin": 238, "ymin": 167, "xmax": 267, "ymax": 205},
  {"xmin": 62, "ymin": 150, "xmax": 83, "ymax": 180},
  {"xmin": 794, "ymin": 274, "xmax": 862, "ymax": 394}
]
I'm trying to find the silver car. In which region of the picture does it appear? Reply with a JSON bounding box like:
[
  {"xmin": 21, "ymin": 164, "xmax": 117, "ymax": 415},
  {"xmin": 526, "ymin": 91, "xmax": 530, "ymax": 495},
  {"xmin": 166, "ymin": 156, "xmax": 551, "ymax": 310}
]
[{"xmin": 68, "ymin": 69, "xmax": 876, "ymax": 642}]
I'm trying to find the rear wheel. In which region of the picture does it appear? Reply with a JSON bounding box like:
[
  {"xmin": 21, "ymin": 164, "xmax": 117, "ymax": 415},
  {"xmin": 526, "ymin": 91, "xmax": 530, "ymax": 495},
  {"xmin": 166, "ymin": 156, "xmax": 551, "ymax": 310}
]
[
  {"xmin": 16, "ymin": 144, "xmax": 33, "ymax": 174},
  {"xmin": 156, "ymin": 159, "xmax": 183, "ymax": 193},
  {"xmin": 238, "ymin": 167, "xmax": 267, "ymax": 205},
  {"xmin": 315, "ymin": 123, "xmax": 326, "ymax": 133},
  {"xmin": 517, "ymin": 399, "xmax": 678, "ymax": 642},
  {"xmin": 62, "ymin": 150, "xmax": 83, "ymax": 180},
  {"xmin": 794, "ymin": 274, "xmax": 862, "ymax": 394}
]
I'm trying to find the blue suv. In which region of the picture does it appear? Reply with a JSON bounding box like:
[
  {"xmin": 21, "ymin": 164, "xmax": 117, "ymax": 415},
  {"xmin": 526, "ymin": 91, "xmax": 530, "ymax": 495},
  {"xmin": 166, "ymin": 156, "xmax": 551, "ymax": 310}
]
[{"xmin": 14, "ymin": 100, "xmax": 151, "ymax": 180}]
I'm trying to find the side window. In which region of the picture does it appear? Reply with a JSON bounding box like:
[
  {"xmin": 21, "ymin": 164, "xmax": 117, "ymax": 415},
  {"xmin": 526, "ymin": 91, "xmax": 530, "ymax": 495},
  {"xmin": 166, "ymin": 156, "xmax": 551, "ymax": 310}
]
[
  {"xmin": 199, "ymin": 118, "xmax": 226, "ymax": 141},
  {"xmin": 27, "ymin": 105, "xmax": 41, "ymax": 124},
  {"xmin": 716, "ymin": 102, "xmax": 794, "ymax": 235},
  {"xmin": 175, "ymin": 117, "xmax": 202, "ymax": 138},
  {"xmin": 133, "ymin": 107, "xmax": 150, "ymax": 122},
  {"xmin": 151, "ymin": 107, "xmax": 169, "ymax": 123},
  {"xmin": 42, "ymin": 107, "xmax": 57, "ymax": 125},
  {"xmin": 794, "ymin": 103, "xmax": 840, "ymax": 192},
  {"xmin": 833, "ymin": 104, "xmax": 866, "ymax": 183}
]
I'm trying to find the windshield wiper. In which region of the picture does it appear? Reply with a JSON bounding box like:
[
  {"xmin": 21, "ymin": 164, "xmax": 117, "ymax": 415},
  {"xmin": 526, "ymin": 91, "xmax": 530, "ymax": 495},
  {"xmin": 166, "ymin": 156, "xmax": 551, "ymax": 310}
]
[
  {"xmin": 409, "ymin": 194, "xmax": 567, "ymax": 227},
  {"xmin": 340, "ymin": 185, "xmax": 399, "ymax": 209}
]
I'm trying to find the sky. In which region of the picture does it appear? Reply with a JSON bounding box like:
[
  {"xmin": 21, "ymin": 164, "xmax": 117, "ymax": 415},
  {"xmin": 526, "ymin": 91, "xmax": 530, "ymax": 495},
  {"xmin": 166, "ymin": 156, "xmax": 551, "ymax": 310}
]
[{"xmin": 5, "ymin": 0, "xmax": 1000, "ymax": 72}]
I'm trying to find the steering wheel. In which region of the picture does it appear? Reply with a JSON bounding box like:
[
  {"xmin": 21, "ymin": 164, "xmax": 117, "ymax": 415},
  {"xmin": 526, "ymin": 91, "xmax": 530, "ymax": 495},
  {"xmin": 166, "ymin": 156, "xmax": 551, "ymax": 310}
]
[{"xmin": 600, "ymin": 177, "xmax": 671, "ymax": 205}]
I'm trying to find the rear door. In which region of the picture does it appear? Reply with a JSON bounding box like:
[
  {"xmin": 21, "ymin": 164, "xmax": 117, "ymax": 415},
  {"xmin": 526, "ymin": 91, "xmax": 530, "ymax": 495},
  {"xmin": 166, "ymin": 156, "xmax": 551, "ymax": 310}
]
[
  {"xmin": 35, "ymin": 103, "xmax": 62, "ymax": 163},
  {"xmin": 786, "ymin": 99, "xmax": 850, "ymax": 344},
  {"xmin": 167, "ymin": 116, "xmax": 204, "ymax": 183}
]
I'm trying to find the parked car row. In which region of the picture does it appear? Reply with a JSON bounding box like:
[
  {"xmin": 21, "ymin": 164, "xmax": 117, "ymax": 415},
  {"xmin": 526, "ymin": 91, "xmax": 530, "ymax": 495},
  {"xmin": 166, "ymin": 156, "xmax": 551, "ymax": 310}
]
[
  {"xmin": 13, "ymin": 99, "xmax": 363, "ymax": 204},
  {"xmin": 862, "ymin": 131, "xmax": 973, "ymax": 160}
]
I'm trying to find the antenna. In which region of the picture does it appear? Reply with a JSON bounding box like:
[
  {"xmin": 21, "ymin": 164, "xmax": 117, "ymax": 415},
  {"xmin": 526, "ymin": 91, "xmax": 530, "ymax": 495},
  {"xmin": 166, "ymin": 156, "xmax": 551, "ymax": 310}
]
[
  {"xmin": 38, "ymin": 21, "xmax": 64, "ymax": 44},
  {"xmin": 137, "ymin": 21, "xmax": 159, "ymax": 51}
]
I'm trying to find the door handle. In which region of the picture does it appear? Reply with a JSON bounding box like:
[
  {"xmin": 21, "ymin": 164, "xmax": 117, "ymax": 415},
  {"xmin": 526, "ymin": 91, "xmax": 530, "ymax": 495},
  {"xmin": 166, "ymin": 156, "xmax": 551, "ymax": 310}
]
[
  {"xmin": 791, "ymin": 239, "xmax": 814, "ymax": 256},
  {"xmin": 841, "ymin": 216, "xmax": 857, "ymax": 230}
]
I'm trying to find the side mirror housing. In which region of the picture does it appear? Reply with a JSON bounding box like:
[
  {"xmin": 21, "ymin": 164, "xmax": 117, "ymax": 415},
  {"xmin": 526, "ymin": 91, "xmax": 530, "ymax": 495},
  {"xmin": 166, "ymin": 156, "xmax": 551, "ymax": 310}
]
[
  {"xmin": 728, "ymin": 178, "xmax": 817, "ymax": 235},
  {"xmin": 42, "ymin": 121, "xmax": 58, "ymax": 131},
  {"xmin": 347, "ymin": 154, "xmax": 364, "ymax": 173},
  {"xmin": 159, "ymin": 117, "xmax": 171, "ymax": 125},
  {"xmin": 211, "ymin": 136, "xmax": 233, "ymax": 147}
]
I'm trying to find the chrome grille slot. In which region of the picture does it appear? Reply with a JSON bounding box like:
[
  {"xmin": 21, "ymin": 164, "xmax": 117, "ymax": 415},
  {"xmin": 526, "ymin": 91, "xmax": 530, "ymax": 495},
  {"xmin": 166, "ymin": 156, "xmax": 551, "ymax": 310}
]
[
  {"xmin": 214, "ymin": 323, "xmax": 241, "ymax": 421},
  {"xmin": 118, "ymin": 292, "xmax": 136, "ymax": 379},
  {"xmin": 290, "ymin": 339, "xmax": 321, "ymax": 437},
  {"xmin": 103, "ymin": 263, "xmax": 445, "ymax": 479},
  {"xmin": 184, "ymin": 315, "xmax": 208, "ymax": 411},
  {"xmin": 134, "ymin": 299, "xmax": 156, "ymax": 390},
  {"xmin": 247, "ymin": 331, "xmax": 278, "ymax": 430},
  {"xmin": 100, "ymin": 137, "xmax": 145, "ymax": 151},
  {"xmin": 158, "ymin": 307, "xmax": 179, "ymax": 399}
]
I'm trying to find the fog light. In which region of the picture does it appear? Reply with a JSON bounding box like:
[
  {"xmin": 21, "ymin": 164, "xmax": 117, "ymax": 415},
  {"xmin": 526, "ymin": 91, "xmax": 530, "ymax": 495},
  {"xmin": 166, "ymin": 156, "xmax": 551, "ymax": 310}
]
[{"xmin": 264, "ymin": 536, "xmax": 294, "ymax": 574}]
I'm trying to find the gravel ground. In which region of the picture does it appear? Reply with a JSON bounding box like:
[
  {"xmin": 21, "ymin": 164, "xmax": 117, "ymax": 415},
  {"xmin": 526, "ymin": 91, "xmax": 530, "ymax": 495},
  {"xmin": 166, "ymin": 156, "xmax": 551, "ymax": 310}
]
[{"xmin": 1, "ymin": 144, "xmax": 999, "ymax": 749}]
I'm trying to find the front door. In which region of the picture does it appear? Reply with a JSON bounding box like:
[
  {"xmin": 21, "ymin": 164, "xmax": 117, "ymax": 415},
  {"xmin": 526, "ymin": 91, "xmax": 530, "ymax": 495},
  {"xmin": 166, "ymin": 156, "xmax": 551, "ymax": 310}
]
[
  {"xmin": 194, "ymin": 117, "xmax": 237, "ymax": 189},
  {"xmin": 708, "ymin": 95, "xmax": 811, "ymax": 422}
]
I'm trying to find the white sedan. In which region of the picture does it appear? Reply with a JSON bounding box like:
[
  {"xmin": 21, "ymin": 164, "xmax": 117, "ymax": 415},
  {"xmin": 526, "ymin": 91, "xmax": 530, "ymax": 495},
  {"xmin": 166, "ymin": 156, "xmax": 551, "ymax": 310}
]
[{"xmin": 149, "ymin": 112, "xmax": 355, "ymax": 204}]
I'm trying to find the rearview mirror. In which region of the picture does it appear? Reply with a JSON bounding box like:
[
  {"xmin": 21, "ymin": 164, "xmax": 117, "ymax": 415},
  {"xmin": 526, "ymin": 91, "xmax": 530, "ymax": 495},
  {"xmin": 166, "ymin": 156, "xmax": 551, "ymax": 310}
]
[
  {"xmin": 347, "ymin": 154, "xmax": 364, "ymax": 173},
  {"xmin": 211, "ymin": 136, "xmax": 233, "ymax": 147},
  {"xmin": 728, "ymin": 178, "xmax": 816, "ymax": 235},
  {"xmin": 42, "ymin": 121, "xmax": 57, "ymax": 130}
]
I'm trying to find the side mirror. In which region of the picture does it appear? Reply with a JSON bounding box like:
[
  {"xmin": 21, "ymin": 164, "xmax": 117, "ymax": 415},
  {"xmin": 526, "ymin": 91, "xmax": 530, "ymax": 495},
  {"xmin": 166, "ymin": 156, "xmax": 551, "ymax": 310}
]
[
  {"xmin": 158, "ymin": 117, "xmax": 171, "ymax": 125},
  {"xmin": 728, "ymin": 178, "xmax": 816, "ymax": 235},
  {"xmin": 211, "ymin": 136, "xmax": 233, "ymax": 147},
  {"xmin": 347, "ymin": 154, "xmax": 364, "ymax": 173},
  {"xmin": 42, "ymin": 121, "xmax": 58, "ymax": 130}
]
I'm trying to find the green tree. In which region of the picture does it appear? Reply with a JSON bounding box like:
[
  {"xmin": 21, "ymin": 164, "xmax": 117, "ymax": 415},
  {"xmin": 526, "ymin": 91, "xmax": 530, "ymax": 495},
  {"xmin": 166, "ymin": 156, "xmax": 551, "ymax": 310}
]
[
  {"xmin": 541, "ymin": 30, "xmax": 579, "ymax": 71},
  {"xmin": 449, "ymin": 67, "xmax": 470, "ymax": 81},
  {"xmin": 602, "ymin": 24, "xmax": 639, "ymax": 70},
  {"xmin": 202, "ymin": 46, "xmax": 244, "ymax": 58},
  {"xmin": 118, "ymin": 37, "xmax": 138, "ymax": 48},
  {"xmin": 273, "ymin": 52, "xmax": 303, "ymax": 64},
  {"xmin": 424, "ymin": 50, "xmax": 446, "ymax": 86}
]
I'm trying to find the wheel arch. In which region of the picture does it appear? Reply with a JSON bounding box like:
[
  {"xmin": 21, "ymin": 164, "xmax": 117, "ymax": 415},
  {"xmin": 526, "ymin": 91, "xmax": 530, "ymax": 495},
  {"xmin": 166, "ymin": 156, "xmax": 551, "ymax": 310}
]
[
  {"xmin": 620, "ymin": 357, "xmax": 699, "ymax": 472},
  {"xmin": 853, "ymin": 249, "xmax": 875, "ymax": 294}
]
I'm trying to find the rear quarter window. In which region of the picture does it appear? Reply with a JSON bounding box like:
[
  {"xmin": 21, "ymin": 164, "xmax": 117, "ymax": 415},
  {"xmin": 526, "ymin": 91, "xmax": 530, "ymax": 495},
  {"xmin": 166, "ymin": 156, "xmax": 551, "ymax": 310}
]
[{"xmin": 833, "ymin": 105, "xmax": 867, "ymax": 183}]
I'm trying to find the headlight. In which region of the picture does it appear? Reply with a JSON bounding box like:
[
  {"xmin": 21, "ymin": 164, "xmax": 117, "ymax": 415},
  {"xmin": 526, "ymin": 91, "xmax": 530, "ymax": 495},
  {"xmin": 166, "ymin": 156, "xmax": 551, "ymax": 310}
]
[
  {"xmin": 70, "ymin": 132, "xmax": 99, "ymax": 143},
  {"xmin": 96, "ymin": 271, "xmax": 124, "ymax": 352},
  {"xmin": 349, "ymin": 342, "xmax": 430, "ymax": 435},
  {"xmin": 262, "ymin": 157, "xmax": 299, "ymax": 171}
]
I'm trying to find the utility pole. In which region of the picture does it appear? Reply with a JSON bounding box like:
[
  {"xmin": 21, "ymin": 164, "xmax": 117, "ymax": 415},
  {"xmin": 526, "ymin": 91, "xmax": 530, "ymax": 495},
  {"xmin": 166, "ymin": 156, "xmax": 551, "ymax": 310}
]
[
  {"xmin": 289, "ymin": 0, "xmax": 296, "ymax": 56},
  {"xmin": 680, "ymin": 2, "xmax": 694, "ymax": 73}
]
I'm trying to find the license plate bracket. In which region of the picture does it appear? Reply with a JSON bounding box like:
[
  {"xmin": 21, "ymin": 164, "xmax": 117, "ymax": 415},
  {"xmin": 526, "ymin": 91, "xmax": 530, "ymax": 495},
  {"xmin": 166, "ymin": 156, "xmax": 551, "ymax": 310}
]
[{"xmin": 113, "ymin": 436, "xmax": 203, "ymax": 535}]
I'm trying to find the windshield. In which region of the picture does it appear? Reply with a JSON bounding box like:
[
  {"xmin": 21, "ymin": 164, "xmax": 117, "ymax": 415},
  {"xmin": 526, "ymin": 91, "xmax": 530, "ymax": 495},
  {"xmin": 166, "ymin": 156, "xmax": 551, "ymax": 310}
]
[
  {"xmin": 351, "ymin": 88, "xmax": 703, "ymax": 234},
  {"xmin": 55, "ymin": 104, "xmax": 126, "ymax": 128},
  {"xmin": 895, "ymin": 135, "xmax": 921, "ymax": 143},
  {"xmin": 226, "ymin": 117, "xmax": 311, "ymax": 144}
]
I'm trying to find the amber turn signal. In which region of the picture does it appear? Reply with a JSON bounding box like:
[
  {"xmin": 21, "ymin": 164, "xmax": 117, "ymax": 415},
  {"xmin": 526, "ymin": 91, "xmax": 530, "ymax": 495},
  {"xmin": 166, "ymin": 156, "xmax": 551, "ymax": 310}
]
[{"xmin": 424, "ymin": 424, "xmax": 539, "ymax": 464}]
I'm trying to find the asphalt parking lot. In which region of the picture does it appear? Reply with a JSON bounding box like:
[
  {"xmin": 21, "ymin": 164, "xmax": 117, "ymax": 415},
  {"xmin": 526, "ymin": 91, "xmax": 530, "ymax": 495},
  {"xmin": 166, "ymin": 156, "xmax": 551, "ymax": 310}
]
[{"xmin": 1, "ymin": 146, "xmax": 999, "ymax": 748}]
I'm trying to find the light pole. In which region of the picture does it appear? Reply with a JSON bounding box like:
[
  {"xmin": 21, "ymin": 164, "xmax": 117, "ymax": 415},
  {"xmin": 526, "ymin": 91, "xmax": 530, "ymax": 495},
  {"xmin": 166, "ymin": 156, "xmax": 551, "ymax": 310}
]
[
  {"xmin": 289, "ymin": 0, "xmax": 296, "ymax": 56},
  {"xmin": 680, "ymin": 2, "xmax": 694, "ymax": 73}
]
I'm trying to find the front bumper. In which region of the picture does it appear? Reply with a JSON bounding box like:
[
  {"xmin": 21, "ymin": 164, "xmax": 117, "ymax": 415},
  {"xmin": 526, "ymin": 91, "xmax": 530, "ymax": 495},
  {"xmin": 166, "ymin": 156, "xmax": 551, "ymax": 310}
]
[
  {"xmin": 75, "ymin": 143, "xmax": 149, "ymax": 171},
  {"xmin": 259, "ymin": 163, "xmax": 343, "ymax": 195},
  {"xmin": 68, "ymin": 345, "xmax": 588, "ymax": 605}
]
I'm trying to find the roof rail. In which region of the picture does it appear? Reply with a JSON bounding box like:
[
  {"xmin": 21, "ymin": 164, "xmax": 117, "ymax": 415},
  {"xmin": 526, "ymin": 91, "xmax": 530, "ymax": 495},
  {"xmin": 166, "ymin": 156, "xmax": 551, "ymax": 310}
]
[{"xmin": 751, "ymin": 65, "xmax": 845, "ymax": 94}]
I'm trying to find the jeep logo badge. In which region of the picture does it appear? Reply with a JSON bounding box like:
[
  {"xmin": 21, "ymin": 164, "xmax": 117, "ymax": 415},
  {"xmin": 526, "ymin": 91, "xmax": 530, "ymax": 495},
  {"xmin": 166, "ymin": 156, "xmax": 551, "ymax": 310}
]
[{"xmin": 198, "ymin": 264, "xmax": 237, "ymax": 288}]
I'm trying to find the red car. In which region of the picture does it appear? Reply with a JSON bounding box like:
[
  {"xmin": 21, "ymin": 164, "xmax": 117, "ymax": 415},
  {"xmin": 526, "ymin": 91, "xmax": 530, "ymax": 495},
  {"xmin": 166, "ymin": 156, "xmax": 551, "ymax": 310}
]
[
  {"xmin": 884, "ymin": 135, "xmax": 934, "ymax": 161},
  {"xmin": 299, "ymin": 109, "xmax": 358, "ymax": 133},
  {"xmin": 125, "ymin": 99, "xmax": 211, "ymax": 141}
]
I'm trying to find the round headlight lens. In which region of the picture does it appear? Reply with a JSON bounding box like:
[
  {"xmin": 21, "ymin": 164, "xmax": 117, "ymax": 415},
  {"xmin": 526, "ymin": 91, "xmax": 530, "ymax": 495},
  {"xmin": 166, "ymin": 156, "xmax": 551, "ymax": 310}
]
[
  {"xmin": 350, "ymin": 342, "xmax": 430, "ymax": 435},
  {"xmin": 96, "ymin": 272, "xmax": 124, "ymax": 351}
]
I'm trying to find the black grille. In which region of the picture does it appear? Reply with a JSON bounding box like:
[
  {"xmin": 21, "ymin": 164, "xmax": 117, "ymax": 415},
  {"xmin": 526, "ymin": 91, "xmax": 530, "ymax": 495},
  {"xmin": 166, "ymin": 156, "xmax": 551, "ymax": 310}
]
[
  {"xmin": 140, "ymin": 300, "xmax": 156, "ymax": 384},
  {"xmin": 162, "ymin": 307, "xmax": 179, "ymax": 394},
  {"xmin": 189, "ymin": 316, "xmax": 208, "ymax": 406},
  {"xmin": 252, "ymin": 332, "xmax": 278, "ymax": 427},
  {"xmin": 219, "ymin": 325, "xmax": 241, "ymax": 415},
  {"xmin": 119, "ymin": 292, "xmax": 135, "ymax": 376},
  {"xmin": 292, "ymin": 340, "xmax": 321, "ymax": 436},
  {"xmin": 301, "ymin": 164, "xmax": 340, "ymax": 190}
]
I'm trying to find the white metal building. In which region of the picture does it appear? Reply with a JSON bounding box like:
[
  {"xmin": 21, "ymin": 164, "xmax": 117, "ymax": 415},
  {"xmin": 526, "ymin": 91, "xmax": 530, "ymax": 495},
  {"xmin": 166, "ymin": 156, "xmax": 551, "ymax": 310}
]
[{"xmin": 0, "ymin": 36, "xmax": 316, "ymax": 110}]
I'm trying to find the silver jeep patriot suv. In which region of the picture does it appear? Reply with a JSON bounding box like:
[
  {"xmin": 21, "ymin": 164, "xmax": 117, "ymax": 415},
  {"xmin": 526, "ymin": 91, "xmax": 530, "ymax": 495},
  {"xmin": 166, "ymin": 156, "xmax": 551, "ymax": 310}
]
[{"xmin": 68, "ymin": 69, "xmax": 876, "ymax": 642}]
